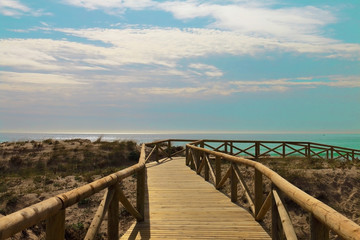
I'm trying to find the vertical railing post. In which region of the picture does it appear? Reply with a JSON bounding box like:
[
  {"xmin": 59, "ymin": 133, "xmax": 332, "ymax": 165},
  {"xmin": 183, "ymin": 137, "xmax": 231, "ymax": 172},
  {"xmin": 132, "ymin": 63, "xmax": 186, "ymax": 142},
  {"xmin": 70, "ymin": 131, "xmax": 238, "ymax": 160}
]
[
  {"xmin": 108, "ymin": 185, "xmax": 120, "ymax": 240},
  {"xmin": 215, "ymin": 156, "xmax": 221, "ymax": 187},
  {"xmin": 254, "ymin": 169, "xmax": 263, "ymax": 217},
  {"xmin": 46, "ymin": 209, "xmax": 65, "ymax": 240},
  {"xmin": 167, "ymin": 140, "xmax": 172, "ymax": 159},
  {"xmin": 137, "ymin": 167, "xmax": 146, "ymax": 221},
  {"xmin": 186, "ymin": 145, "xmax": 189, "ymax": 166},
  {"xmin": 310, "ymin": 213, "xmax": 329, "ymax": 240},
  {"xmin": 155, "ymin": 143, "xmax": 159, "ymax": 162},
  {"xmin": 255, "ymin": 141, "xmax": 260, "ymax": 160},
  {"xmin": 230, "ymin": 164, "xmax": 237, "ymax": 203},
  {"xmin": 224, "ymin": 141, "xmax": 228, "ymax": 154},
  {"xmin": 190, "ymin": 149, "xmax": 195, "ymax": 170},
  {"xmin": 196, "ymin": 150, "xmax": 201, "ymax": 173},
  {"xmin": 204, "ymin": 153, "xmax": 209, "ymax": 181},
  {"xmin": 330, "ymin": 147, "xmax": 334, "ymax": 160},
  {"xmin": 282, "ymin": 143, "xmax": 286, "ymax": 159},
  {"xmin": 230, "ymin": 141, "xmax": 233, "ymax": 155},
  {"xmin": 307, "ymin": 143, "xmax": 311, "ymax": 160},
  {"xmin": 352, "ymin": 150, "xmax": 355, "ymax": 162}
]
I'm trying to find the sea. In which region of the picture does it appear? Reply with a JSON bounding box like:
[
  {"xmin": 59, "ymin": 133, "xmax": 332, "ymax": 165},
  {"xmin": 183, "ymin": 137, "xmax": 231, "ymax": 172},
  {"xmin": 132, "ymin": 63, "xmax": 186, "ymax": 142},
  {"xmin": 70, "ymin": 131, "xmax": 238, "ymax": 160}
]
[{"xmin": 1, "ymin": 132, "xmax": 360, "ymax": 150}]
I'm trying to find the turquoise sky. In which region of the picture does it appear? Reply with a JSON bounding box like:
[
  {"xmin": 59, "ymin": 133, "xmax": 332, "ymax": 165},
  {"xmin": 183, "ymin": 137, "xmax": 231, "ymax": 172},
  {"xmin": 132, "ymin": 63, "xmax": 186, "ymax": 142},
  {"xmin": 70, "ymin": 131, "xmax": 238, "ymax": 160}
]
[{"xmin": 0, "ymin": 0, "xmax": 359, "ymax": 133}]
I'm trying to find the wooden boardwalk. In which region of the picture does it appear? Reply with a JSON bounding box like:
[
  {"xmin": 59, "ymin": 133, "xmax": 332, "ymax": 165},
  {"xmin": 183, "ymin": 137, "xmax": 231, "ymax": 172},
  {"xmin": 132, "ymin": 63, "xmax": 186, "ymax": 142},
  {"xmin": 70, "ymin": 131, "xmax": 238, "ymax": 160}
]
[{"xmin": 121, "ymin": 157, "xmax": 270, "ymax": 240}]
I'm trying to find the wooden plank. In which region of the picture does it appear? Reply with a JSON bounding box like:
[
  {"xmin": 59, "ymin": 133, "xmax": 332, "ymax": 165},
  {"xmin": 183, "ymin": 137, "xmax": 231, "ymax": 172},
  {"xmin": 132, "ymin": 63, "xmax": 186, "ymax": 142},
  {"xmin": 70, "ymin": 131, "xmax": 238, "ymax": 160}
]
[
  {"xmin": 259, "ymin": 143, "xmax": 283, "ymax": 157},
  {"xmin": 196, "ymin": 154, "xmax": 206, "ymax": 174},
  {"xmin": 215, "ymin": 156, "xmax": 221, "ymax": 187},
  {"xmin": 272, "ymin": 189, "xmax": 297, "ymax": 240},
  {"xmin": 136, "ymin": 167, "xmax": 146, "ymax": 221},
  {"xmin": 216, "ymin": 166, "xmax": 231, "ymax": 189},
  {"xmin": 145, "ymin": 146, "xmax": 156, "ymax": 163},
  {"xmin": 256, "ymin": 192, "xmax": 272, "ymax": 221},
  {"xmin": 204, "ymin": 154, "xmax": 216, "ymax": 183},
  {"xmin": 85, "ymin": 188, "xmax": 115, "ymax": 240},
  {"xmin": 121, "ymin": 158, "xmax": 271, "ymax": 240},
  {"xmin": 230, "ymin": 164, "xmax": 238, "ymax": 202},
  {"xmin": 190, "ymin": 148, "xmax": 198, "ymax": 170},
  {"xmin": 45, "ymin": 209, "xmax": 65, "ymax": 240},
  {"xmin": 107, "ymin": 185, "xmax": 119, "ymax": 240},
  {"xmin": 232, "ymin": 164, "xmax": 255, "ymax": 214},
  {"xmin": 255, "ymin": 169, "xmax": 263, "ymax": 216},
  {"xmin": 204, "ymin": 154, "xmax": 209, "ymax": 181},
  {"xmin": 310, "ymin": 213, "xmax": 329, "ymax": 240},
  {"xmin": 116, "ymin": 184, "xmax": 143, "ymax": 221}
]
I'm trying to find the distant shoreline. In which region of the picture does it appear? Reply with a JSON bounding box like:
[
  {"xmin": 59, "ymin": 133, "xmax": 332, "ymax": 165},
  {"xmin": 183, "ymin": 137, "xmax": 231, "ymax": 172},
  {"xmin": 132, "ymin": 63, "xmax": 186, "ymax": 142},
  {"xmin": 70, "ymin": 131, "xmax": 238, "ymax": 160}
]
[{"xmin": 1, "ymin": 132, "xmax": 360, "ymax": 149}]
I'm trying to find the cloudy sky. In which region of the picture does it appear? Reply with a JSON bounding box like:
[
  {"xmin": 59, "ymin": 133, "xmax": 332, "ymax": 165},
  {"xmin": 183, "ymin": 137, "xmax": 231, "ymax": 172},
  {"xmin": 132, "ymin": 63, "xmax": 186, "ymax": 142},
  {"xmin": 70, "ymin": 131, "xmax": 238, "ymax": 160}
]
[{"xmin": 0, "ymin": 0, "xmax": 359, "ymax": 133}]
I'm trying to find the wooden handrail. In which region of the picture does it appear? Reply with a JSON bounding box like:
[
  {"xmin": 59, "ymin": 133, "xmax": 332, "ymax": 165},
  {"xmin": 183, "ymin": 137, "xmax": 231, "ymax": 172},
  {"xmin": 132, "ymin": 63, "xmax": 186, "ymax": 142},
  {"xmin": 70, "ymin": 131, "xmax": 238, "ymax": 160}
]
[{"xmin": 187, "ymin": 144, "xmax": 360, "ymax": 240}]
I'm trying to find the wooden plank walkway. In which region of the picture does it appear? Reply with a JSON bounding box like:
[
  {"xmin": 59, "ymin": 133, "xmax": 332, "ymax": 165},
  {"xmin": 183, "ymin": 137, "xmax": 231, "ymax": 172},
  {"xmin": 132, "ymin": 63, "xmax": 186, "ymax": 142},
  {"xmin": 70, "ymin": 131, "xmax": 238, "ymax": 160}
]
[{"xmin": 121, "ymin": 157, "xmax": 271, "ymax": 239}]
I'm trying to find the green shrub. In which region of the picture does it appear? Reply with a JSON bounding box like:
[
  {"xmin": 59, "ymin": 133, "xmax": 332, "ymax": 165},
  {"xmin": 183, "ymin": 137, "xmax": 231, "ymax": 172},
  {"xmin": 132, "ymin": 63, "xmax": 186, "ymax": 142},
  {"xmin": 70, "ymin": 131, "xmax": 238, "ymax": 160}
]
[
  {"xmin": 9, "ymin": 155, "xmax": 22, "ymax": 167},
  {"xmin": 78, "ymin": 198, "xmax": 91, "ymax": 207},
  {"xmin": 33, "ymin": 176, "xmax": 43, "ymax": 184},
  {"xmin": 43, "ymin": 139, "xmax": 53, "ymax": 145},
  {"xmin": 128, "ymin": 150, "xmax": 140, "ymax": 161},
  {"xmin": 6, "ymin": 195, "xmax": 18, "ymax": 207},
  {"xmin": 0, "ymin": 182, "xmax": 7, "ymax": 193},
  {"xmin": 35, "ymin": 160, "xmax": 45, "ymax": 172}
]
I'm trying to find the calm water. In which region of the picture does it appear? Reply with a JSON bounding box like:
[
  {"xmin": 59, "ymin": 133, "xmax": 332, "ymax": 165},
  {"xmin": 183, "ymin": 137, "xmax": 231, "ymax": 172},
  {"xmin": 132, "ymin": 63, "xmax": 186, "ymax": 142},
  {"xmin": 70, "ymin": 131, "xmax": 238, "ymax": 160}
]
[{"xmin": 1, "ymin": 132, "xmax": 360, "ymax": 149}]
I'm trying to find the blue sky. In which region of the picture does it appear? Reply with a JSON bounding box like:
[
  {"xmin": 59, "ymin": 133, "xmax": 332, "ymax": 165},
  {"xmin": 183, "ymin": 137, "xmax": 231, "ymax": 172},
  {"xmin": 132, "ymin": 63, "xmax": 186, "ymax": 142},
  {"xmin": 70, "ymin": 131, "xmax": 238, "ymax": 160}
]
[{"xmin": 0, "ymin": 0, "xmax": 359, "ymax": 133}]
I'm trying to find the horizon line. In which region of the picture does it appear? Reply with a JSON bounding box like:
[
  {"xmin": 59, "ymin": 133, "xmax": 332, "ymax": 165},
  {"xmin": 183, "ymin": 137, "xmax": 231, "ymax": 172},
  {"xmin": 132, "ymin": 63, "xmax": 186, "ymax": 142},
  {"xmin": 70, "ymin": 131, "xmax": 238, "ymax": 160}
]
[{"xmin": 1, "ymin": 130, "xmax": 360, "ymax": 135}]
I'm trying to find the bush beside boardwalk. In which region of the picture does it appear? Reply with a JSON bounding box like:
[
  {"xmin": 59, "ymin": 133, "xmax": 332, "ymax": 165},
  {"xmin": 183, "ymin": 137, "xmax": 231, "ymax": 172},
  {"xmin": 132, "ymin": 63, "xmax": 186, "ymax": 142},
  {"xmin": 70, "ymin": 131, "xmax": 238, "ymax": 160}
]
[{"xmin": 0, "ymin": 138, "xmax": 142, "ymax": 239}]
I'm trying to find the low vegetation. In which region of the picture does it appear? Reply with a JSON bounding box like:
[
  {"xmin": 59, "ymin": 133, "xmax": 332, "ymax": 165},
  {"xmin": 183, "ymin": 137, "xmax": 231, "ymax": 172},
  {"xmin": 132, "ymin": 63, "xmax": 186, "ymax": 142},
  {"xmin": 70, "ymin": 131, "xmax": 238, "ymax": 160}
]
[{"xmin": 0, "ymin": 138, "xmax": 141, "ymax": 239}]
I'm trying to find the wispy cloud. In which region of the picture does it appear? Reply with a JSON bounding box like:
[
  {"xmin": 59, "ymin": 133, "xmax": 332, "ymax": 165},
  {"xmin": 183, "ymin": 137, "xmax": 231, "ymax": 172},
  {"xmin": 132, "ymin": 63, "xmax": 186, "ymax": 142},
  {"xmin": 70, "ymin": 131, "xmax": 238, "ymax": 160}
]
[
  {"xmin": 189, "ymin": 63, "xmax": 223, "ymax": 77},
  {"xmin": 62, "ymin": 0, "xmax": 155, "ymax": 14},
  {"xmin": 134, "ymin": 75, "xmax": 360, "ymax": 97},
  {"xmin": 0, "ymin": 0, "xmax": 50, "ymax": 17},
  {"xmin": 0, "ymin": 71, "xmax": 85, "ymax": 85},
  {"xmin": 2, "ymin": 27, "xmax": 358, "ymax": 74},
  {"xmin": 60, "ymin": 0, "xmax": 339, "ymax": 44},
  {"xmin": 158, "ymin": 1, "xmax": 336, "ymax": 41}
]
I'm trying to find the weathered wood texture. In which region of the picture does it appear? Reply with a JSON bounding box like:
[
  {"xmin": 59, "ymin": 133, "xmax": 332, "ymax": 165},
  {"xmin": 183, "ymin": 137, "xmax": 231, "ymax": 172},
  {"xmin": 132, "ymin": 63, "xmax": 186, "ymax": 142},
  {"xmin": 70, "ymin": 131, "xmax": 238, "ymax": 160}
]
[
  {"xmin": 187, "ymin": 144, "xmax": 360, "ymax": 240},
  {"xmin": 121, "ymin": 157, "xmax": 270, "ymax": 240}
]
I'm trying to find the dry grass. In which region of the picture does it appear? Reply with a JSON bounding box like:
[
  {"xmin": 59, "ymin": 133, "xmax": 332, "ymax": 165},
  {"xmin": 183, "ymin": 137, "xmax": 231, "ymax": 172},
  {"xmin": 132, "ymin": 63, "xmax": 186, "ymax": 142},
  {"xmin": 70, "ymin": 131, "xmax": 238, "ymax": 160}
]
[{"xmin": 0, "ymin": 139, "xmax": 141, "ymax": 240}]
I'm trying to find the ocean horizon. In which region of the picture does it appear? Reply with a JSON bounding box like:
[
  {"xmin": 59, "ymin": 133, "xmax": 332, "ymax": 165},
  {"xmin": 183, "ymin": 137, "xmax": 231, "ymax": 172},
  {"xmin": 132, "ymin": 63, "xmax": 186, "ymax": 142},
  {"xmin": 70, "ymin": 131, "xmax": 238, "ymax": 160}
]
[{"xmin": 1, "ymin": 132, "xmax": 360, "ymax": 150}]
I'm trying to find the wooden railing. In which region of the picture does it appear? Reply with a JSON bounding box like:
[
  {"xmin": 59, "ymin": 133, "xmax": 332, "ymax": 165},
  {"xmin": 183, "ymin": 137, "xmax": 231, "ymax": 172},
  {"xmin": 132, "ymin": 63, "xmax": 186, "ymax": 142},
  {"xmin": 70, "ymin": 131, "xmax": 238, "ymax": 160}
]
[
  {"xmin": 0, "ymin": 144, "xmax": 147, "ymax": 240},
  {"xmin": 197, "ymin": 140, "xmax": 360, "ymax": 161},
  {"xmin": 144, "ymin": 139, "xmax": 197, "ymax": 163},
  {"xmin": 186, "ymin": 140, "xmax": 360, "ymax": 240}
]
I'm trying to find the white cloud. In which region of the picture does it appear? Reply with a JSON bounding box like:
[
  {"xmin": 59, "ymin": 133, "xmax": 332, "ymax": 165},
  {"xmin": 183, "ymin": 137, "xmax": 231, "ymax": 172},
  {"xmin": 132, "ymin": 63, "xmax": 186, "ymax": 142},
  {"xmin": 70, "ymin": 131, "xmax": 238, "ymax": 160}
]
[
  {"xmin": 0, "ymin": 71, "xmax": 85, "ymax": 85},
  {"xmin": 62, "ymin": 0, "xmax": 155, "ymax": 14},
  {"xmin": 134, "ymin": 75, "xmax": 360, "ymax": 97},
  {"xmin": 61, "ymin": 0, "xmax": 338, "ymax": 44},
  {"xmin": 55, "ymin": 27, "xmax": 360, "ymax": 63},
  {"xmin": 137, "ymin": 87, "xmax": 206, "ymax": 95},
  {"xmin": 188, "ymin": 63, "xmax": 223, "ymax": 77},
  {"xmin": 0, "ymin": 0, "xmax": 49, "ymax": 17},
  {"xmin": 0, "ymin": 0, "xmax": 30, "ymax": 16}
]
